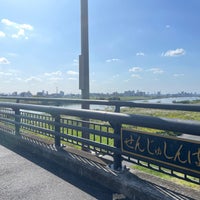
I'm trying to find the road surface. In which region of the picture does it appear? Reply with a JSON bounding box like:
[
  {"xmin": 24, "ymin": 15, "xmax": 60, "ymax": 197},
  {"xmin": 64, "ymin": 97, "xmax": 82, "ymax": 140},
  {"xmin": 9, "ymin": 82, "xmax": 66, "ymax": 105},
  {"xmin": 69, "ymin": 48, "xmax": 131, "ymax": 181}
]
[{"xmin": 0, "ymin": 144, "xmax": 126, "ymax": 200}]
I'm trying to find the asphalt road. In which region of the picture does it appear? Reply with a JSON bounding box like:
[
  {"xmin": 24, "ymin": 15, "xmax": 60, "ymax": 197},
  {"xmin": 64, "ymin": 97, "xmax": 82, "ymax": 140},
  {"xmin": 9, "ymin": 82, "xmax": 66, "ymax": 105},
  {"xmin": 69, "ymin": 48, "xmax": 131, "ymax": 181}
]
[{"xmin": 0, "ymin": 144, "xmax": 125, "ymax": 200}]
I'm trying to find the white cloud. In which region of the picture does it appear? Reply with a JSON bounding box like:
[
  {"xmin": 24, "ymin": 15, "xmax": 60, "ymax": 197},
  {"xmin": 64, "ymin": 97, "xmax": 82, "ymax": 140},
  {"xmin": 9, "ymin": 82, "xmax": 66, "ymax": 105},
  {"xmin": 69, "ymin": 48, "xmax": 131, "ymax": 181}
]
[
  {"xmin": 68, "ymin": 77, "xmax": 77, "ymax": 81},
  {"xmin": 44, "ymin": 71, "xmax": 62, "ymax": 77},
  {"xmin": 0, "ymin": 69, "xmax": 21, "ymax": 81},
  {"xmin": 1, "ymin": 19, "xmax": 14, "ymax": 26},
  {"xmin": 131, "ymin": 74, "xmax": 141, "ymax": 79},
  {"xmin": 25, "ymin": 76, "xmax": 42, "ymax": 82},
  {"xmin": 112, "ymin": 74, "xmax": 119, "ymax": 79},
  {"xmin": 16, "ymin": 77, "xmax": 22, "ymax": 81},
  {"xmin": 1, "ymin": 19, "xmax": 33, "ymax": 30},
  {"xmin": 106, "ymin": 58, "xmax": 120, "ymax": 63},
  {"xmin": 7, "ymin": 53, "xmax": 18, "ymax": 57},
  {"xmin": 136, "ymin": 52, "xmax": 145, "ymax": 56},
  {"xmin": 173, "ymin": 73, "xmax": 184, "ymax": 77},
  {"xmin": 71, "ymin": 59, "xmax": 79, "ymax": 67},
  {"xmin": 1, "ymin": 18, "xmax": 33, "ymax": 39},
  {"xmin": 129, "ymin": 67, "xmax": 143, "ymax": 72},
  {"xmin": 0, "ymin": 72, "xmax": 12, "ymax": 76},
  {"xmin": 20, "ymin": 24, "xmax": 33, "ymax": 31},
  {"xmin": 67, "ymin": 70, "xmax": 78, "ymax": 75},
  {"xmin": 0, "ymin": 57, "xmax": 10, "ymax": 64},
  {"xmin": 12, "ymin": 29, "xmax": 25, "ymax": 39},
  {"xmin": 43, "ymin": 71, "xmax": 63, "ymax": 82},
  {"xmin": 162, "ymin": 48, "xmax": 185, "ymax": 57},
  {"xmin": 0, "ymin": 31, "xmax": 5, "ymax": 37},
  {"xmin": 148, "ymin": 68, "xmax": 164, "ymax": 74},
  {"xmin": 48, "ymin": 77, "xmax": 63, "ymax": 81}
]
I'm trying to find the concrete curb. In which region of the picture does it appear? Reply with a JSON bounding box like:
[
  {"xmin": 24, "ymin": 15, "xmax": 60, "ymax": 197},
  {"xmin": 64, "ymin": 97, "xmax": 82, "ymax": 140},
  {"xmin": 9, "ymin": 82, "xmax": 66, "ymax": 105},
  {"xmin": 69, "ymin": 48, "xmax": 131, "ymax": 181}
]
[{"xmin": 0, "ymin": 131, "xmax": 198, "ymax": 200}]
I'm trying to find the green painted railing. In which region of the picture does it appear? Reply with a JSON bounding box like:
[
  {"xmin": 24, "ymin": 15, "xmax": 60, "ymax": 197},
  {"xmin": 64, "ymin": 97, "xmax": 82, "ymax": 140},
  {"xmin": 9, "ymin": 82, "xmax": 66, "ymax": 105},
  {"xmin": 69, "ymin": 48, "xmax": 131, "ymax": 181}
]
[{"xmin": 0, "ymin": 99, "xmax": 199, "ymax": 184}]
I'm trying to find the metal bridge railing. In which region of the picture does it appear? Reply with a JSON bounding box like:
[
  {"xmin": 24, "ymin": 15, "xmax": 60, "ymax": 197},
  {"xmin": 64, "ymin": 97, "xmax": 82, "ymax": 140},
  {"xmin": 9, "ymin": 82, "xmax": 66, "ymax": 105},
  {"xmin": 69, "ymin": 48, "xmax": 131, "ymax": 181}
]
[
  {"xmin": 0, "ymin": 101, "xmax": 199, "ymax": 185},
  {"xmin": 1, "ymin": 96, "xmax": 200, "ymax": 112}
]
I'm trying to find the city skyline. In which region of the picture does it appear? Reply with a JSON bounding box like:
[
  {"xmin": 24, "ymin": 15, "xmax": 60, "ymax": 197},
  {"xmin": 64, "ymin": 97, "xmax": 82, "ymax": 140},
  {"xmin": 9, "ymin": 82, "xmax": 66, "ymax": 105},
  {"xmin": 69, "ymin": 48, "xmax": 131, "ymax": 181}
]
[{"xmin": 0, "ymin": 0, "xmax": 200, "ymax": 94}]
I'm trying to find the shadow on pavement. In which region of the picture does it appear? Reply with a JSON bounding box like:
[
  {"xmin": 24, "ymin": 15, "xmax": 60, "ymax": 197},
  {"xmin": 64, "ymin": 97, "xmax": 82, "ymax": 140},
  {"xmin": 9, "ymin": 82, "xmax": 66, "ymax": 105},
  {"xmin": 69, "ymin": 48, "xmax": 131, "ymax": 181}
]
[{"xmin": 0, "ymin": 140, "xmax": 126, "ymax": 200}]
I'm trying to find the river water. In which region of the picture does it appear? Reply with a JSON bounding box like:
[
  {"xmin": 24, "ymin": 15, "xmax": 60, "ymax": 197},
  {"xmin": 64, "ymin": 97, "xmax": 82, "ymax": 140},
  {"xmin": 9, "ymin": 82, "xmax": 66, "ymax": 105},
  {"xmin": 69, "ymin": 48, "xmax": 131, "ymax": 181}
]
[
  {"xmin": 64, "ymin": 96, "xmax": 200, "ymax": 110},
  {"xmin": 136, "ymin": 96, "xmax": 200, "ymax": 104}
]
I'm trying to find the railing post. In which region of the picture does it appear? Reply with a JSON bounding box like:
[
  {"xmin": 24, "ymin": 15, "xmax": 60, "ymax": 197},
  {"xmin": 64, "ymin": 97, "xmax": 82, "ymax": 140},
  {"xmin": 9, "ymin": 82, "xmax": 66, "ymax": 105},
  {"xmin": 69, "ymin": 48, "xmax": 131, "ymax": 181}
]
[
  {"xmin": 81, "ymin": 101, "xmax": 90, "ymax": 151},
  {"xmin": 113, "ymin": 123, "xmax": 122, "ymax": 170},
  {"xmin": 113, "ymin": 104, "xmax": 122, "ymax": 170},
  {"xmin": 115, "ymin": 105, "xmax": 120, "ymax": 113},
  {"xmin": 54, "ymin": 115, "xmax": 61, "ymax": 147},
  {"xmin": 14, "ymin": 108, "xmax": 20, "ymax": 136}
]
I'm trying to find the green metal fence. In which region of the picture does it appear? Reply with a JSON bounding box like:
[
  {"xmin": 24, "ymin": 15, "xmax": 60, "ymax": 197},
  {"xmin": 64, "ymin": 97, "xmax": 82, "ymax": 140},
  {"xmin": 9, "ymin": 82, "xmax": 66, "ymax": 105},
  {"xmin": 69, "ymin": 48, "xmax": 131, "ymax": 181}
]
[{"xmin": 0, "ymin": 100, "xmax": 199, "ymax": 184}]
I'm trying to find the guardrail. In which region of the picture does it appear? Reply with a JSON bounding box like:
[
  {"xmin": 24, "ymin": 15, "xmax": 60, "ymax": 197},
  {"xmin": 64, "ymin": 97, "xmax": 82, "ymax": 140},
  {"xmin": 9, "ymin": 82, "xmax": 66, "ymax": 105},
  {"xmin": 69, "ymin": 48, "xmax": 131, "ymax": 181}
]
[
  {"xmin": 0, "ymin": 100, "xmax": 200, "ymax": 185},
  {"xmin": 1, "ymin": 96, "xmax": 200, "ymax": 112}
]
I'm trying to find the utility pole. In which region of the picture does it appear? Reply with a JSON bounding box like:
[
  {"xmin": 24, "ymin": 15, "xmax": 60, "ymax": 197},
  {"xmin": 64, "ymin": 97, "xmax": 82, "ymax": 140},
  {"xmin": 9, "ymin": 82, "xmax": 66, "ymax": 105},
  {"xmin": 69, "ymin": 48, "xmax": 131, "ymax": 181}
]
[
  {"xmin": 79, "ymin": 0, "xmax": 90, "ymax": 109},
  {"xmin": 79, "ymin": 0, "xmax": 90, "ymax": 150}
]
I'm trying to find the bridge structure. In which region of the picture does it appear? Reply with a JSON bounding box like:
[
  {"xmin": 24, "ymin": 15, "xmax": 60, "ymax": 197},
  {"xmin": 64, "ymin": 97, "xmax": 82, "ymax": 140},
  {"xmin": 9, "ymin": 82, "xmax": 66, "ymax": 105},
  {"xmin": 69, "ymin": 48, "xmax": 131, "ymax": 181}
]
[{"xmin": 0, "ymin": 97, "xmax": 200, "ymax": 199}]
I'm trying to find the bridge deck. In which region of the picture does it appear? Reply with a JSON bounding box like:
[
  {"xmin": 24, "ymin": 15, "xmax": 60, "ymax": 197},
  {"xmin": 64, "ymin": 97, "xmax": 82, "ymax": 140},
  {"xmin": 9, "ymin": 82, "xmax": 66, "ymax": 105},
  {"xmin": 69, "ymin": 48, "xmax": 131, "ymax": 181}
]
[
  {"xmin": 0, "ymin": 143, "xmax": 118, "ymax": 200},
  {"xmin": 0, "ymin": 131, "xmax": 199, "ymax": 200}
]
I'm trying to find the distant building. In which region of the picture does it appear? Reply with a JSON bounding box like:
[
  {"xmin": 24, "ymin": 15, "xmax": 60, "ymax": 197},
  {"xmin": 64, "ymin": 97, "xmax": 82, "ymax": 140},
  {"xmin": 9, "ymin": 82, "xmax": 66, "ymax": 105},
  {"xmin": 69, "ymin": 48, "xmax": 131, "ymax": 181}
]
[
  {"xmin": 19, "ymin": 91, "xmax": 32, "ymax": 97},
  {"xmin": 12, "ymin": 91, "xmax": 18, "ymax": 96},
  {"xmin": 36, "ymin": 90, "xmax": 47, "ymax": 97}
]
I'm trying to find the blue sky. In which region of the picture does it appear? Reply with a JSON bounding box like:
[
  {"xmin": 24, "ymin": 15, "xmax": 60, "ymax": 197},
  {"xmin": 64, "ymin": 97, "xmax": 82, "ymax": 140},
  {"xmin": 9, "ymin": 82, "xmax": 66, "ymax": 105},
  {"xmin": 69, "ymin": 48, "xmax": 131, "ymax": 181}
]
[{"xmin": 0, "ymin": 0, "xmax": 200, "ymax": 95}]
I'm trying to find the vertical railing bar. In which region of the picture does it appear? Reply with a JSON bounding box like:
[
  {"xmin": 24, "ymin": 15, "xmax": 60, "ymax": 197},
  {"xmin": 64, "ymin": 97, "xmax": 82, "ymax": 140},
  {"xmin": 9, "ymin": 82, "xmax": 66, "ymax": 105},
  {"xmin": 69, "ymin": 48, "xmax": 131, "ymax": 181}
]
[
  {"xmin": 111, "ymin": 122, "xmax": 122, "ymax": 170},
  {"xmin": 54, "ymin": 114, "xmax": 61, "ymax": 147},
  {"xmin": 14, "ymin": 108, "xmax": 20, "ymax": 136}
]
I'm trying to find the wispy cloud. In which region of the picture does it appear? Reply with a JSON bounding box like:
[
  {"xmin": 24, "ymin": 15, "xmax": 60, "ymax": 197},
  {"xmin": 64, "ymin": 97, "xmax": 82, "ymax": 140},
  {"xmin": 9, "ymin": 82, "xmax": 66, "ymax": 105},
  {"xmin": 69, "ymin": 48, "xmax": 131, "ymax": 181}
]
[
  {"xmin": 67, "ymin": 70, "xmax": 78, "ymax": 75},
  {"xmin": 48, "ymin": 77, "xmax": 63, "ymax": 81},
  {"xmin": 148, "ymin": 68, "xmax": 164, "ymax": 74},
  {"xmin": 0, "ymin": 72, "xmax": 13, "ymax": 76},
  {"xmin": 136, "ymin": 52, "xmax": 145, "ymax": 56},
  {"xmin": 43, "ymin": 71, "xmax": 63, "ymax": 82},
  {"xmin": 1, "ymin": 18, "xmax": 33, "ymax": 39},
  {"xmin": 0, "ymin": 69, "xmax": 21, "ymax": 79},
  {"xmin": 73, "ymin": 59, "xmax": 78, "ymax": 66},
  {"xmin": 7, "ymin": 53, "xmax": 18, "ymax": 57},
  {"xmin": 165, "ymin": 25, "xmax": 170, "ymax": 29},
  {"xmin": 68, "ymin": 77, "xmax": 77, "ymax": 81},
  {"xmin": 129, "ymin": 67, "xmax": 143, "ymax": 72},
  {"xmin": 0, "ymin": 57, "xmax": 10, "ymax": 64},
  {"xmin": 0, "ymin": 31, "xmax": 6, "ymax": 37},
  {"xmin": 173, "ymin": 73, "xmax": 184, "ymax": 77},
  {"xmin": 25, "ymin": 76, "xmax": 42, "ymax": 82},
  {"xmin": 44, "ymin": 71, "xmax": 62, "ymax": 77},
  {"xmin": 131, "ymin": 74, "xmax": 142, "ymax": 79},
  {"xmin": 106, "ymin": 58, "xmax": 120, "ymax": 63},
  {"xmin": 112, "ymin": 74, "xmax": 119, "ymax": 79},
  {"xmin": 162, "ymin": 48, "xmax": 185, "ymax": 57}
]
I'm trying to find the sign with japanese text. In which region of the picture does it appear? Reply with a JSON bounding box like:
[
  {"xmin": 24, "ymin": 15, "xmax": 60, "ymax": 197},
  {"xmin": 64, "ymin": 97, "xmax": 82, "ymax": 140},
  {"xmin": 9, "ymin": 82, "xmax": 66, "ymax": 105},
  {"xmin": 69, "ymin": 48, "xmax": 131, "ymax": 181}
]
[{"xmin": 121, "ymin": 129, "xmax": 200, "ymax": 177}]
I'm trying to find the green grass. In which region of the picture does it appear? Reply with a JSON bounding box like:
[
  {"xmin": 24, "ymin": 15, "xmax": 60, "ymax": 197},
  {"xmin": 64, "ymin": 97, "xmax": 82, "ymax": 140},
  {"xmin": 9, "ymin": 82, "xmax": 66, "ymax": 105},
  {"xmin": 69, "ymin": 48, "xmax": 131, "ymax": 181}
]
[
  {"xmin": 121, "ymin": 107, "xmax": 200, "ymax": 121},
  {"xmin": 133, "ymin": 165, "xmax": 200, "ymax": 190}
]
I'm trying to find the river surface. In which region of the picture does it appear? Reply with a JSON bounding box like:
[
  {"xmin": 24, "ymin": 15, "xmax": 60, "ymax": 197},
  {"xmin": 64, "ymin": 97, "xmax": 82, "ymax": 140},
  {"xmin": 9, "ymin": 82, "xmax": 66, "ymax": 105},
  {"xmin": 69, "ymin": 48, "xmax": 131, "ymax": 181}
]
[
  {"xmin": 136, "ymin": 96, "xmax": 200, "ymax": 104},
  {"xmin": 64, "ymin": 96, "xmax": 200, "ymax": 110}
]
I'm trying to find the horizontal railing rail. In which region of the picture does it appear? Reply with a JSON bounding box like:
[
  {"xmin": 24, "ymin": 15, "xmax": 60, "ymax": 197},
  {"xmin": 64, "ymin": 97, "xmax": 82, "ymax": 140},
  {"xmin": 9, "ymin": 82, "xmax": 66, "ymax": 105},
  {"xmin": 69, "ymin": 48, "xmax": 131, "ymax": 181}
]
[{"xmin": 0, "ymin": 101, "xmax": 199, "ymax": 184}]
